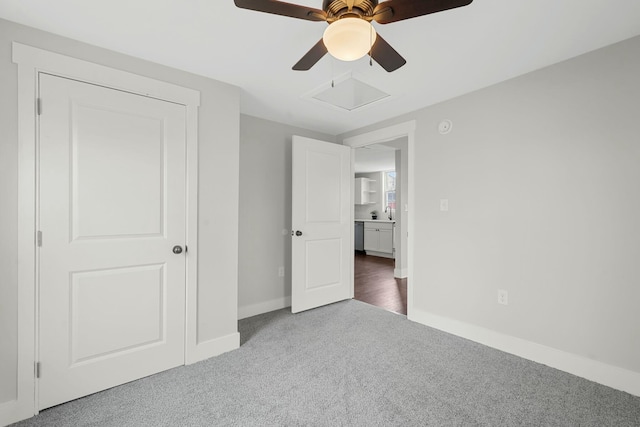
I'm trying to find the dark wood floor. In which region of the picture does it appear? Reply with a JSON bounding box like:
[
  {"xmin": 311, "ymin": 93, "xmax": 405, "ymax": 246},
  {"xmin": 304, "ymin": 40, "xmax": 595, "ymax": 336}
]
[{"xmin": 354, "ymin": 252, "xmax": 407, "ymax": 315}]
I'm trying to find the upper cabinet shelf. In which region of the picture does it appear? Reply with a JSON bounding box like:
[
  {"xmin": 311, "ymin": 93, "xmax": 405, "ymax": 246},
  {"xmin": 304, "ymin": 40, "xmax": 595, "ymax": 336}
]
[{"xmin": 355, "ymin": 177, "xmax": 376, "ymax": 205}]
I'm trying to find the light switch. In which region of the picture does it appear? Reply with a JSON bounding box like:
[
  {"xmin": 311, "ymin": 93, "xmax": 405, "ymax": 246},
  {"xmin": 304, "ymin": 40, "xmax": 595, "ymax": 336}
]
[{"xmin": 440, "ymin": 199, "xmax": 449, "ymax": 212}]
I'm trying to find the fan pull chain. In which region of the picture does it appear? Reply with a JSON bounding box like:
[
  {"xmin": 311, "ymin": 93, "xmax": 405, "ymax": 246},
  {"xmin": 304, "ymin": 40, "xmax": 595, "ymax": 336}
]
[
  {"xmin": 369, "ymin": 24, "xmax": 373, "ymax": 66},
  {"xmin": 331, "ymin": 56, "xmax": 335, "ymax": 88}
]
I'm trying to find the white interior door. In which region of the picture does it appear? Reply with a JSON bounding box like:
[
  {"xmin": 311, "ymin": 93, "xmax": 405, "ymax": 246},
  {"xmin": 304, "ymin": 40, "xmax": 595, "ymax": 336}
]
[
  {"xmin": 38, "ymin": 73, "xmax": 187, "ymax": 410},
  {"xmin": 291, "ymin": 136, "xmax": 352, "ymax": 313}
]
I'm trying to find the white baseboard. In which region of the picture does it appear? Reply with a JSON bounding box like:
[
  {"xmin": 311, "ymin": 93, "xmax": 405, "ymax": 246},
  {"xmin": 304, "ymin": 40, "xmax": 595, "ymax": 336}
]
[
  {"xmin": 408, "ymin": 308, "xmax": 640, "ymax": 397},
  {"xmin": 365, "ymin": 251, "xmax": 394, "ymax": 259},
  {"xmin": 0, "ymin": 400, "xmax": 20, "ymax": 427},
  {"xmin": 394, "ymin": 268, "xmax": 408, "ymax": 278},
  {"xmin": 185, "ymin": 332, "xmax": 240, "ymax": 365},
  {"xmin": 0, "ymin": 398, "xmax": 33, "ymax": 427},
  {"xmin": 238, "ymin": 296, "xmax": 291, "ymax": 320}
]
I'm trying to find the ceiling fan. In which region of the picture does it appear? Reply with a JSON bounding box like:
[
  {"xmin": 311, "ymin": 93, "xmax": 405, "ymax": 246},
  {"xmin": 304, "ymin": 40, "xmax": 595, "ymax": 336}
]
[{"xmin": 234, "ymin": 0, "xmax": 473, "ymax": 72}]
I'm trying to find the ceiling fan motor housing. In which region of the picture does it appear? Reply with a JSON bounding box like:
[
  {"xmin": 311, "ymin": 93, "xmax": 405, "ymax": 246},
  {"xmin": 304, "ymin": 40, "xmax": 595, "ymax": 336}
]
[{"xmin": 323, "ymin": 0, "xmax": 378, "ymax": 21}]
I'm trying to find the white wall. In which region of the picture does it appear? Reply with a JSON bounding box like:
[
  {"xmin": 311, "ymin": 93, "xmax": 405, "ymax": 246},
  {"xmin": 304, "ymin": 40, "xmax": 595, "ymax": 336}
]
[
  {"xmin": 340, "ymin": 36, "xmax": 640, "ymax": 392},
  {"xmin": 238, "ymin": 115, "xmax": 335, "ymax": 319},
  {"xmin": 0, "ymin": 18, "xmax": 240, "ymax": 413}
]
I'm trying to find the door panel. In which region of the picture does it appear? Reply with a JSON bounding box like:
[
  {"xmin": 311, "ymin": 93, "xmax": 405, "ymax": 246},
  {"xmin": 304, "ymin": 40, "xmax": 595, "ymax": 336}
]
[
  {"xmin": 305, "ymin": 239, "xmax": 342, "ymax": 289},
  {"xmin": 304, "ymin": 150, "xmax": 342, "ymax": 222},
  {"xmin": 72, "ymin": 104, "xmax": 165, "ymax": 238},
  {"xmin": 291, "ymin": 136, "xmax": 352, "ymax": 313},
  {"xmin": 38, "ymin": 73, "xmax": 186, "ymax": 410},
  {"xmin": 70, "ymin": 264, "xmax": 165, "ymax": 363}
]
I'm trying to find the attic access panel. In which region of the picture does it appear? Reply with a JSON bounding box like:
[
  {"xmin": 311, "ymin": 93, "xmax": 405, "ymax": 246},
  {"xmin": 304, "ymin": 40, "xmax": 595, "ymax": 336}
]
[{"xmin": 311, "ymin": 76, "xmax": 390, "ymax": 111}]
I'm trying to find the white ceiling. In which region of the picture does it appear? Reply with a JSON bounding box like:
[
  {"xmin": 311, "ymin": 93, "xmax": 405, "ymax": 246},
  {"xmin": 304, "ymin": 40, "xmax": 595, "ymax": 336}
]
[
  {"xmin": 2, "ymin": 0, "xmax": 639, "ymax": 135},
  {"xmin": 354, "ymin": 144, "xmax": 396, "ymax": 173}
]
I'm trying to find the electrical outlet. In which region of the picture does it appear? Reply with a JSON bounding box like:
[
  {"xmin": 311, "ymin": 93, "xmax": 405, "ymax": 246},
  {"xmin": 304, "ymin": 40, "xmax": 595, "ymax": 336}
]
[
  {"xmin": 440, "ymin": 199, "xmax": 449, "ymax": 212},
  {"xmin": 498, "ymin": 289, "xmax": 508, "ymax": 305},
  {"xmin": 278, "ymin": 266, "xmax": 285, "ymax": 277}
]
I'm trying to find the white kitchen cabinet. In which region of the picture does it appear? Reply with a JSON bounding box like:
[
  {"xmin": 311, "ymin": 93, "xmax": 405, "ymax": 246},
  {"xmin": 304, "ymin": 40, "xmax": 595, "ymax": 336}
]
[
  {"xmin": 378, "ymin": 228, "xmax": 393, "ymax": 253},
  {"xmin": 364, "ymin": 221, "xmax": 394, "ymax": 257},
  {"xmin": 355, "ymin": 177, "xmax": 376, "ymax": 205},
  {"xmin": 363, "ymin": 227, "xmax": 378, "ymax": 251}
]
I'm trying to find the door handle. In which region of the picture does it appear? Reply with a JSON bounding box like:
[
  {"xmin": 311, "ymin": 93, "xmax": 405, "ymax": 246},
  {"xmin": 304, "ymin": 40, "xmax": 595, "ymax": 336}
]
[
  {"xmin": 292, "ymin": 230, "xmax": 303, "ymax": 236},
  {"xmin": 172, "ymin": 245, "xmax": 183, "ymax": 254}
]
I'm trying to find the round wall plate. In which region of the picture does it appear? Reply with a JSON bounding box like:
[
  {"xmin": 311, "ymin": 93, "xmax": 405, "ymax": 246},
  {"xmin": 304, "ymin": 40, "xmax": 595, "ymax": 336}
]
[{"xmin": 438, "ymin": 119, "xmax": 452, "ymax": 135}]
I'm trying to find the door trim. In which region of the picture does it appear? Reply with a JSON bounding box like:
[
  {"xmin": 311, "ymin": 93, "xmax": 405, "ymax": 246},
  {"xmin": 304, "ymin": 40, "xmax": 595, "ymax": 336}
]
[
  {"xmin": 10, "ymin": 42, "xmax": 200, "ymax": 423},
  {"xmin": 342, "ymin": 121, "xmax": 416, "ymax": 318}
]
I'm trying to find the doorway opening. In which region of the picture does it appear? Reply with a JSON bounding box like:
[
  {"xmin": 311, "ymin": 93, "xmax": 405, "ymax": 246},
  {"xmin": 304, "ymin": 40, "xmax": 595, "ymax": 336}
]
[{"xmin": 349, "ymin": 134, "xmax": 411, "ymax": 316}]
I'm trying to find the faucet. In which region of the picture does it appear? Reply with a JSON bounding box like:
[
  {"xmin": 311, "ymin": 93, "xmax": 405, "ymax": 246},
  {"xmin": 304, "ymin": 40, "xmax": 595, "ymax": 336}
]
[{"xmin": 385, "ymin": 206, "xmax": 393, "ymax": 220}]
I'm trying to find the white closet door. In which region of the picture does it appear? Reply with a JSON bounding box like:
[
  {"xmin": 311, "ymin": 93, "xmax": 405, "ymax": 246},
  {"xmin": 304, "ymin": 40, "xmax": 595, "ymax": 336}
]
[{"xmin": 38, "ymin": 73, "xmax": 187, "ymax": 410}]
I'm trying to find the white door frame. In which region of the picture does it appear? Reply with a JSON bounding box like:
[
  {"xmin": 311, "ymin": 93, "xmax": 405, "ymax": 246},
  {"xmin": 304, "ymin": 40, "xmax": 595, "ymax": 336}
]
[
  {"xmin": 8, "ymin": 43, "xmax": 200, "ymax": 423},
  {"xmin": 342, "ymin": 121, "xmax": 416, "ymax": 317}
]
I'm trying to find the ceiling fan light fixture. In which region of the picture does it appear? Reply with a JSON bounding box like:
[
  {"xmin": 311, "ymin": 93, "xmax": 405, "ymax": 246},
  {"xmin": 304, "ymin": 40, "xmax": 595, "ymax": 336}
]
[{"xmin": 322, "ymin": 17, "xmax": 376, "ymax": 62}]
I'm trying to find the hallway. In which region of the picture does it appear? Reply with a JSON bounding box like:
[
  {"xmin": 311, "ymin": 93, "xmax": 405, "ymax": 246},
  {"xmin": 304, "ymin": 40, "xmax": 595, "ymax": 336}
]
[{"xmin": 354, "ymin": 252, "xmax": 407, "ymax": 315}]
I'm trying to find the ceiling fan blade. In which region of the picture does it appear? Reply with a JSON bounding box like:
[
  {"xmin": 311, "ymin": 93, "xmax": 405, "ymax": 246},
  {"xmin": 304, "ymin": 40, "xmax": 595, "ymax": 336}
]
[
  {"xmin": 292, "ymin": 39, "xmax": 328, "ymax": 71},
  {"xmin": 234, "ymin": 0, "xmax": 327, "ymax": 22},
  {"xmin": 373, "ymin": 0, "xmax": 473, "ymax": 24},
  {"xmin": 370, "ymin": 34, "xmax": 406, "ymax": 72}
]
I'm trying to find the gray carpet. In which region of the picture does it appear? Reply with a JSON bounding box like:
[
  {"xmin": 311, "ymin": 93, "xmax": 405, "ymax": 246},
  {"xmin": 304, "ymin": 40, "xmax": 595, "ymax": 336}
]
[{"xmin": 14, "ymin": 300, "xmax": 640, "ymax": 426}]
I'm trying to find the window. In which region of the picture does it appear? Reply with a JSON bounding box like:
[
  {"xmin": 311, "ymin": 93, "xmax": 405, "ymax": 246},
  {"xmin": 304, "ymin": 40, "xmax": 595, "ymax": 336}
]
[{"xmin": 384, "ymin": 171, "xmax": 396, "ymax": 211}]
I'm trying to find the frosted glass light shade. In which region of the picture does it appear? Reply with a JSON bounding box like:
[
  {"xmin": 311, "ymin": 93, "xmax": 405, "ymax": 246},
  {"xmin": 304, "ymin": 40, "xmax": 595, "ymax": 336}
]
[{"xmin": 322, "ymin": 17, "xmax": 377, "ymax": 61}]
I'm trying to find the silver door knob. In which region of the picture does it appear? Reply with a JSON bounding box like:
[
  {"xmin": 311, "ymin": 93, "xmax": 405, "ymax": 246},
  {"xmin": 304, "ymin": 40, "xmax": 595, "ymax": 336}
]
[{"xmin": 172, "ymin": 245, "xmax": 183, "ymax": 254}]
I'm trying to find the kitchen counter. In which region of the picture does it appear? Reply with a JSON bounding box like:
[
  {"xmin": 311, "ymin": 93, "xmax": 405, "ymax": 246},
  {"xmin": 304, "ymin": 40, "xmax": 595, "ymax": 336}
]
[{"xmin": 355, "ymin": 218, "xmax": 396, "ymax": 223}]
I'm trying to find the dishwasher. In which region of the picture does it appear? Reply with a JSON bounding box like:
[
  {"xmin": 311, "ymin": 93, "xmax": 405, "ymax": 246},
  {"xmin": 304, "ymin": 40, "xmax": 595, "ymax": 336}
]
[{"xmin": 355, "ymin": 221, "xmax": 364, "ymax": 252}]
